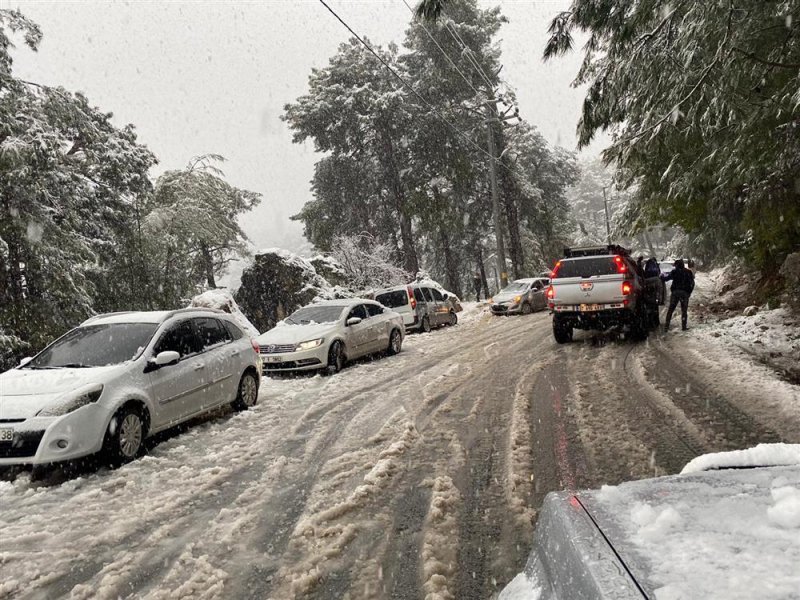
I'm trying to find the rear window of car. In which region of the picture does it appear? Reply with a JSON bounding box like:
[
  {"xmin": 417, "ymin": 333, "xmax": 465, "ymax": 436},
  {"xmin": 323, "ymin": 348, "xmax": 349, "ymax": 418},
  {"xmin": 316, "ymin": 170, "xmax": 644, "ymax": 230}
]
[
  {"xmin": 222, "ymin": 319, "xmax": 244, "ymax": 340},
  {"xmin": 376, "ymin": 290, "xmax": 408, "ymax": 309},
  {"xmin": 554, "ymin": 257, "xmax": 620, "ymax": 278}
]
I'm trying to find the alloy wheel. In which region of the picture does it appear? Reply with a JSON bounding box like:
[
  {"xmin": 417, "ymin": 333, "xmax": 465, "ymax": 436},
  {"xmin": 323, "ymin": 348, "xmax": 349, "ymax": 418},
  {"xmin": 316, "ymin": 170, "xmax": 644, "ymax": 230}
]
[{"xmin": 119, "ymin": 414, "xmax": 143, "ymax": 458}]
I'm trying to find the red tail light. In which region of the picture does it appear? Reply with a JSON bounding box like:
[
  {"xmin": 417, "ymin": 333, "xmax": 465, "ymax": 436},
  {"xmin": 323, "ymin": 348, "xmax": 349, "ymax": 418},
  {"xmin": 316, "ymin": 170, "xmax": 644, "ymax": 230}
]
[
  {"xmin": 408, "ymin": 286, "xmax": 417, "ymax": 309},
  {"xmin": 613, "ymin": 255, "xmax": 627, "ymax": 273},
  {"xmin": 546, "ymin": 285, "xmax": 555, "ymax": 309},
  {"xmin": 551, "ymin": 261, "xmax": 562, "ymax": 278},
  {"xmin": 251, "ymin": 338, "xmax": 260, "ymax": 354},
  {"xmin": 621, "ymin": 281, "xmax": 632, "ymax": 295}
]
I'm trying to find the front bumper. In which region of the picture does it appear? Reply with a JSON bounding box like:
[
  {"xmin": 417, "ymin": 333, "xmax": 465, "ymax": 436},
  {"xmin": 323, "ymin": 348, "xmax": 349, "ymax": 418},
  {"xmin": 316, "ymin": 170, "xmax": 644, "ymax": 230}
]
[
  {"xmin": 490, "ymin": 302, "xmax": 521, "ymax": 315},
  {"xmin": 260, "ymin": 345, "xmax": 328, "ymax": 372},
  {"xmin": 0, "ymin": 405, "xmax": 110, "ymax": 466}
]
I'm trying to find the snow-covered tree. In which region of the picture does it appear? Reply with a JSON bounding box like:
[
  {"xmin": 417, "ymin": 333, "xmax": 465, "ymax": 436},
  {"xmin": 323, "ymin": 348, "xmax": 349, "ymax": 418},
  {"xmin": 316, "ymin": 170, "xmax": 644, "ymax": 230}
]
[{"xmin": 330, "ymin": 233, "xmax": 410, "ymax": 291}]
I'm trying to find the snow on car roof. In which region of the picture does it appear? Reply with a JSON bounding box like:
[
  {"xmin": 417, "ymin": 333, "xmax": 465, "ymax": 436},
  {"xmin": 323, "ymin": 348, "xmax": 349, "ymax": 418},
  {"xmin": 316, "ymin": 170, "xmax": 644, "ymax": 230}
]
[
  {"xmin": 311, "ymin": 298, "xmax": 376, "ymax": 307},
  {"xmin": 83, "ymin": 308, "xmax": 224, "ymax": 326}
]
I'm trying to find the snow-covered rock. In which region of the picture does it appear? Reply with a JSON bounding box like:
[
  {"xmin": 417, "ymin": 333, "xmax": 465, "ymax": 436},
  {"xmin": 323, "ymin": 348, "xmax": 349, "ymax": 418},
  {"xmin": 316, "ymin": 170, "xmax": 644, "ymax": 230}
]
[
  {"xmin": 190, "ymin": 288, "xmax": 260, "ymax": 337},
  {"xmin": 234, "ymin": 248, "xmax": 352, "ymax": 333},
  {"xmin": 743, "ymin": 305, "xmax": 760, "ymax": 316}
]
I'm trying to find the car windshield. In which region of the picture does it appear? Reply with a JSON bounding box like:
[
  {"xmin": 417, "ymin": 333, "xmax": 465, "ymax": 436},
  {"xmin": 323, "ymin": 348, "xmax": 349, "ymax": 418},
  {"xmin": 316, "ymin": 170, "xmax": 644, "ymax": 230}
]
[
  {"xmin": 24, "ymin": 323, "xmax": 159, "ymax": 369},
  {"xmin": 376, "ymin": 290, "xmax": 409, "ymax": 308},
  {"xmin": 501, "ymin": 282, "xmax": 528, "ymax": 293},
  {"xmin": 284, "ymin": 305, "xmax": 345, "ymax": 325}
]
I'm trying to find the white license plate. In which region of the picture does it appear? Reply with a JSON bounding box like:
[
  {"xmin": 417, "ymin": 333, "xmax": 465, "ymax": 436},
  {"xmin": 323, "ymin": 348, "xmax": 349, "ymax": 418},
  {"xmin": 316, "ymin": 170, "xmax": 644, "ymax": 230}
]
[
  {"xmin": 579, "ymin": 303, "xmax": 601, "ymax": 312},
  {"xmin": 266, "ymin": 356, "xmax": 283, "ymax": 363},
  {"xmin": 0, "ymin": 428, "xmax": 13, "ymax": 443}
]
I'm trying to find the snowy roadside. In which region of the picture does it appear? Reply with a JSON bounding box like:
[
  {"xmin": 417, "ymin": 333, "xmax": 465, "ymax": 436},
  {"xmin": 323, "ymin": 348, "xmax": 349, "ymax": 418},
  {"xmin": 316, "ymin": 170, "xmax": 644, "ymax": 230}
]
[{"xmin": 689, "ymin": 269, "xmax": 800, "ymax": 384}]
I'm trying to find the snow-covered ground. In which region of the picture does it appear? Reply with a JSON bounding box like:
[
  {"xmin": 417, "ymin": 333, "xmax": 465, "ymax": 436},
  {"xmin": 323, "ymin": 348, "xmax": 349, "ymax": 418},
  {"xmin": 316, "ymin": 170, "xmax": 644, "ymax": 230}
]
[{"xmin": 1, "ymin": 282, "xmax": 799, "ymax": 600}]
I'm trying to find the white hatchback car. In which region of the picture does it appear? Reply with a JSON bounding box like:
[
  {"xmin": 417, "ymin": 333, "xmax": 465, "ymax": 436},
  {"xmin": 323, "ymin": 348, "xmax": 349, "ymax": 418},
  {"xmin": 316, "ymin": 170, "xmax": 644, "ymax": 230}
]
[
  {"xmin": 256, "ymin": 299, "xmax": 404, "ymax": 374},
  {"xmin": 0, "ymin": 308, "xmax": 261, "ymax": 467}
]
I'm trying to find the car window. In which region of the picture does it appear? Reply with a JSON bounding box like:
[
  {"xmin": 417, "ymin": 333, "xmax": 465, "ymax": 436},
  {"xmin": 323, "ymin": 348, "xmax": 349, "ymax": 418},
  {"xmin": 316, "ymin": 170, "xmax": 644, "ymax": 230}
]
[
  {"xmin": 366, "ymin": 303, "xmax": 384, "ymax": 317},
  {"xmin": 421, "ymin": 287, "xmax": 434, "ymax": 302},
  {"xmin": 554, "ymin": 257, "xmax": 621, "ymax": 278},
  {"xmin": 375, "ymin": 290, "xmax": 408, "ymax": 308},
  {"xmin": 153, "ymin": 320, "xmax": 203, "ymax": 359},
  {"xmin": 532, "ymin": 281, "xmax": 543, "ymax": 290},
  {"xmin": 194, "ymin": 317, "xmax": 230, "ymax": 350},
  {"xmin": 413, "ymin": 287, "xmax": 425, "ymax": 303},
  {"xmin": 286, "ymin": 305, "xmax": 346, "ymax": 324},
  {"xmin": 222, "ymin": 319, "xmax": 244, "ymax": 340},
  {"xmin": 430, "ymin": 288, "xmax": 444, "ymax": 301},
  {"xmin": 347, "ymin": 305, "xmax": 367, "ymax": 320}
]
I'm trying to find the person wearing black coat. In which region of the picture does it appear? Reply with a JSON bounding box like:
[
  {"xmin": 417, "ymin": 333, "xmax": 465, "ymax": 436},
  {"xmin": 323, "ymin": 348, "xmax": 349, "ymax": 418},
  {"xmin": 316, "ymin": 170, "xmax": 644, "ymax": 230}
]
[{"xmin": 661, "ymin": 259, "xmax": 695, "ymax": 331}]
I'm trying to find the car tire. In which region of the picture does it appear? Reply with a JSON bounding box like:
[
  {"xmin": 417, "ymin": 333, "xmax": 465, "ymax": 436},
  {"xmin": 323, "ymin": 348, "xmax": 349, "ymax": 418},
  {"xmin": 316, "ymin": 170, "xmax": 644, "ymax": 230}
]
[
  {"xmin": 629, "ymin": 308, "xmax": 649, "ymax": 341},
  {"xmin": 520, "ymin": 302, "xmax": 532, "ymax": 315},
  {"xmin": 448, "ymin": 311, "xmax": 458, "ymax": 326},
  {"xmin": 327, "ymin": 340, "xmax": 345, "ymax": 374},
  {"xmin": 387, "ymin": 329, "xmax": 402, "ymax": 355},
  {"xmin": 102, "ymin": 404, "xmax": 147, "ymax": 467},
  {"xmin": 421, "ymin": 316, "xmax": 432, "ymax": 333},
  {"xmin": 232, "ymin": 370, "xmax": 259, "ymax": 411},
  {"xmin": 553, "ymin": 315, "xmax": 573, "ymax": 344}
]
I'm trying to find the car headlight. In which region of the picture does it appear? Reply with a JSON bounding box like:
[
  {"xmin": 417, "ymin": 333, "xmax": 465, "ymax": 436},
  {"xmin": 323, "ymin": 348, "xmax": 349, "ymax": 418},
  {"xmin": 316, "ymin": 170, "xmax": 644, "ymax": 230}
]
[
  {"xmin": 514, "ymin": 295, "xmax": 522, "ymax": 304},
  {"xmin": 37, "ymin": 384, "xmax": 104, "ymax": 417},
  {"xmin": 488, "ymin": 297, "xmax": 494, "ymax": 304},
  {"xmin": 296, "ymin": 338, "xmax": 324, "ymax": 351}
]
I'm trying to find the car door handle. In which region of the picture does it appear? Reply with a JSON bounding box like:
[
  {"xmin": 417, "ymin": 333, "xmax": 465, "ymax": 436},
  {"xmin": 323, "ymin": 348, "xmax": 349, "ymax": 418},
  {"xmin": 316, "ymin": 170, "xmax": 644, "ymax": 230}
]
[{"xmin": 193, "ymin": 363, "xmax": 205, "ymax": 371}]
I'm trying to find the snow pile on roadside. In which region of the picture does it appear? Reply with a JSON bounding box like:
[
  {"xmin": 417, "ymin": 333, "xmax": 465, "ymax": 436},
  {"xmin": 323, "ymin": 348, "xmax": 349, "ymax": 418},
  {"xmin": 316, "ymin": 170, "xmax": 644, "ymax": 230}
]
[
  {"xmin": 190, "ymin": 288, "xmax": 260, "ymax": 336},
  {"xmin": 682, "ymin": 443, "xmax": 800, "ymax": 474}
]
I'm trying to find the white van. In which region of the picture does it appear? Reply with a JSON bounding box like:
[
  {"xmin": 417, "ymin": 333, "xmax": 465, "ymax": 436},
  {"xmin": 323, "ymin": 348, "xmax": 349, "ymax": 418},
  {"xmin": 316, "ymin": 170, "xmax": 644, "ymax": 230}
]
[{"xmin": 375, "ymin": 284, "xmax": 457, "ymax": 332}]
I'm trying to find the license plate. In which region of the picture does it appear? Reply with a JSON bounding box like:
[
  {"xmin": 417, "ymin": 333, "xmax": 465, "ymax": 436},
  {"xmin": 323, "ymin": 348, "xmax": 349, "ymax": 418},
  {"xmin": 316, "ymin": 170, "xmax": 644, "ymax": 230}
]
[
  {"xmin": 266, "ymin": 356, "xmax": 283, "ymax": 363},
  {"xmin": 579, "ymin": 303, "xmax": 601, "ymax": 312},
  {"xmin": 0, "ymin": 428, "xmax": 13, "ymax": 443}
]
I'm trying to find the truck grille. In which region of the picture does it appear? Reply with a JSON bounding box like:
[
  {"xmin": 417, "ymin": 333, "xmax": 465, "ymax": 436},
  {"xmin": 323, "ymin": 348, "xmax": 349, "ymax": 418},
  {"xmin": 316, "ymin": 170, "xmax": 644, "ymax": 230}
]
[{"xmin": 259, "ymin": 344, "xmax": 296, "ymax": 354}]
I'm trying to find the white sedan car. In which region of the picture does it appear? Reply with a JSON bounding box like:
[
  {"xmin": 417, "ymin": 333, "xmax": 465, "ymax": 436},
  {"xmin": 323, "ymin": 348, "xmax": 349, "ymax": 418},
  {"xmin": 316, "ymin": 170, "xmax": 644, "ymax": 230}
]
[
  {"xmin": 0, "ymin": 308, "xmax": 261, "ymax": 467},
  {"xmin": 257, "ymin": 299, "xmax": 404, "ymax": 374}
]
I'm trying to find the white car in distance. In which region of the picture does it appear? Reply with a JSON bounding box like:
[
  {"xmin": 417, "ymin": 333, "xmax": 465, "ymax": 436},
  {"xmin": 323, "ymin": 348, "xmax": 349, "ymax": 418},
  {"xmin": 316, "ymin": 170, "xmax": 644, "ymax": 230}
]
[
  {"xmin": 257, "ymin": 299, "xmax": 404, "ymax": 374},
  {"xmin": 0, "ymin": 308, "xmax": 262, "ymax": 468}
]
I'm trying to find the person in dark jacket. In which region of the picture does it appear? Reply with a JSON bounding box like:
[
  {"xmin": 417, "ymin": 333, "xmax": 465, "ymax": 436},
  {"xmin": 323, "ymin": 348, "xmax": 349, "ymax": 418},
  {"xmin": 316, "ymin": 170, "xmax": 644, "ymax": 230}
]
[{"xmin": 661, "ymin": 259, "xmax": 694, "ymax": 331}]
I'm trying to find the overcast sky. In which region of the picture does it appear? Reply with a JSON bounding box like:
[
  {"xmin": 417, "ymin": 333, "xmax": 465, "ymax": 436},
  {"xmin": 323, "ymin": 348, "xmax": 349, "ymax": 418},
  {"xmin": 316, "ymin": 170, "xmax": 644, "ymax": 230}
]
[{"xmin": 6, "ymin": 0, "xmax": 605, "ymax": 258}]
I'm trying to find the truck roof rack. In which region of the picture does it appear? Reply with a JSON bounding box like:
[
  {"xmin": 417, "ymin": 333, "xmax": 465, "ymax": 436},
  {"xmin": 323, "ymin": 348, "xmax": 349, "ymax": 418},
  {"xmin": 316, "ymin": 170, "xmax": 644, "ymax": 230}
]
[{"xmin": 563, "ymin": 244, "xmax": 631, "ymax": 258}]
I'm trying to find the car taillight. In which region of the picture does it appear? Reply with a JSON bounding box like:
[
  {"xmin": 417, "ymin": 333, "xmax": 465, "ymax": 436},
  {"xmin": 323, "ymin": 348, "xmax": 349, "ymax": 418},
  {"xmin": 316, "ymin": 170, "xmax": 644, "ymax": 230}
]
[
  {"xmin": 546, "ymin": 285, "xmax": 555, "ymax": 309},
  {"xmin": 551, "ymin": 261, "xmax": 561, "ymax": 278},
  {"xmin": 408, "ymin": 286, "xmax": 416, "ymax": 309},
  {"xmin": 614, "ymin": 255, "xmax": 627, "ymax": 274},
  {"xmin": 251, "ymin": 338, "xmax": 260, "ymax": 353},
  {"xmin": 622, "ymin": 281, "xmax": 632, "ymax": 295}
]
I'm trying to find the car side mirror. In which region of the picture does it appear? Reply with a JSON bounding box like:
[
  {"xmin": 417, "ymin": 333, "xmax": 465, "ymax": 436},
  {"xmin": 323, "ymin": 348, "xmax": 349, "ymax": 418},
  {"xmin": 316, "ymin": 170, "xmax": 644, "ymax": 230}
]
[
  {"xmin": 18, "ymin": 356, "xmax": 33, "ymax": 368},
  {"xmin": 346, "ymin": 317, "xmax": 362, "ymax": 326},
  {"xmin": 442, "ymin": 292, "xmax": 449, "ymax": 300},
  {"xmin": 147, "ymin": 350, "xmax": 180, "ymax": 372}
]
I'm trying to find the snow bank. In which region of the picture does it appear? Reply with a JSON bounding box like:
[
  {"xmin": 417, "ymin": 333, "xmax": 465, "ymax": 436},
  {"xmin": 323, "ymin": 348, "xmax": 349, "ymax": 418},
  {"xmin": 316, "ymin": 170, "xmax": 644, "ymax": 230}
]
[
  {"xmin": 190, "ymin": 288, "xmax": 260, "ymax": 336},
  {"xmin": 682, "ymin": 443, "xmax": 800, "ymax": 474}
]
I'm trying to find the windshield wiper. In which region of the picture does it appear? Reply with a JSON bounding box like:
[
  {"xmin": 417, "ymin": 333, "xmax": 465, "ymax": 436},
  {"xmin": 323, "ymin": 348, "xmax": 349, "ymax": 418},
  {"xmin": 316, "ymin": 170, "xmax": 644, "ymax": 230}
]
[{"xmin": 53, "ymin": 363, "xmax": 91, "ymax": 368}]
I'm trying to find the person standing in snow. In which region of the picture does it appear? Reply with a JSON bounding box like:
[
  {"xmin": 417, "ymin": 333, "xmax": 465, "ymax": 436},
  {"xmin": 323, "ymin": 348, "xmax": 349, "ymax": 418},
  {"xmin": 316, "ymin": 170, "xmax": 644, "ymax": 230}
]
[
  {"xmin": 473, "ymin": 271, "xmax": 482, "ymax": 302},
  {"xmin": 661, "ymin": 259, "xmax": 695, "ymax": 331}
]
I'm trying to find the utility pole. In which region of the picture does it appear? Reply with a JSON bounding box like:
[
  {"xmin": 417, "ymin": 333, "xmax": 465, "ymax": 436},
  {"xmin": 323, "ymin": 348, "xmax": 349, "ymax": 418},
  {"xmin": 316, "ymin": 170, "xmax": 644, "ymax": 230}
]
[{"xmin": 602, "ymin": 186, "xmax": 612, "ymax": 244}]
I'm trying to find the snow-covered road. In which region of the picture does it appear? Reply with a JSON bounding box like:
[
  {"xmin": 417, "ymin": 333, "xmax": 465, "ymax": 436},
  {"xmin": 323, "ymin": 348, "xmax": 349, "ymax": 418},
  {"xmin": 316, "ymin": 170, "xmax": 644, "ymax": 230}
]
[{"xmin": 1, "ymin": 299, "xmax": 798, "ymax": 600}]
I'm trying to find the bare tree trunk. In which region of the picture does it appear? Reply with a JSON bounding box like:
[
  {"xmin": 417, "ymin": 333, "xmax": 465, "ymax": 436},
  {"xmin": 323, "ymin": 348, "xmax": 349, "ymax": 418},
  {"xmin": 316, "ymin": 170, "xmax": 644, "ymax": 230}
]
[
  {"xmin": 380, "ymin": 131, "xmax": 419, "ymax": 274},
  {"xmin": 439, "ymin": 228, "xmax": 463, "ymax": 299},
  {"xmin": 475, "ymin": 241, "xmax": 490, "ymax": 299},
  {"xmin": 201, "ymin": 244, "xmax": 216, "ymax": 289}
]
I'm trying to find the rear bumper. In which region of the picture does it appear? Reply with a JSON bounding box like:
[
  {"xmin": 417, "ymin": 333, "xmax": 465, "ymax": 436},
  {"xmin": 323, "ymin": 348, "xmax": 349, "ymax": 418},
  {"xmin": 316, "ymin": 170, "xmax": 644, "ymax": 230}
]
[{"xmin": 552, "ymin": 307, "xmax": 635, "ymax": 330}]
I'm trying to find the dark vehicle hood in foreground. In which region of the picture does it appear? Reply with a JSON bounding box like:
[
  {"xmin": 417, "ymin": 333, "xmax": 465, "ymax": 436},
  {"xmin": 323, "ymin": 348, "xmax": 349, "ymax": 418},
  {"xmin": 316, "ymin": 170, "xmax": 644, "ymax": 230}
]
[{"xmin": 501, "ymin": 465, "xmax": 800, "ymax": 599}]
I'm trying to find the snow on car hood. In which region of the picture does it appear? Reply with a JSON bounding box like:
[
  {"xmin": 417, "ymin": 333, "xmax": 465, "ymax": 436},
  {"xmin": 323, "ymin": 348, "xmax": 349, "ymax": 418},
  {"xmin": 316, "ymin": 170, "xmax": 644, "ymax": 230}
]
[
  {"xmin": 582, "ymin": 463, "xmax": 800, "ymax": 599},
  {"xmin": 256, "ymin": 322, "xmax": 338, "ymax": 346},
  {"xmin": 0, "ymin": 366, "xmax": 115, "ymax": 418},
  {"xmin": 493, "ymin": 291, "xmax": 522, "ymax": 304}
]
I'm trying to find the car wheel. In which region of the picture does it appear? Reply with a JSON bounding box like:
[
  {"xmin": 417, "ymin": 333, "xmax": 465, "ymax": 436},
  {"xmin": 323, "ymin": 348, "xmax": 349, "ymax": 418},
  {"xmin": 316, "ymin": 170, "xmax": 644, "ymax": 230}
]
[
  {"xmin": 520, "ymin": 302, "xmax": 532, "ymax": 315},
  {"xmin": 448, "ymin": 311, "xmax": 458, "ymax": 326},
  {"xmin": 552, "ymin": 315, "xmax": 573, "ymax": 344},
  {"xmin": 327, "ymin": 340, "xmax": 345, "ymax": 374},
  {"xmin": 103, "ymin": 405, "xmax": 147, "ymax": 467},
  {"xmin": 387, "ymin": 329, "xmax": 402, "ymax": 355},
  {"xmin": 232, "ymin": 370, "xmax": 259, "ymax": 411},
  {"xmin": 421, "ymin": 316, "xmax": 432, "ymax": 333}
]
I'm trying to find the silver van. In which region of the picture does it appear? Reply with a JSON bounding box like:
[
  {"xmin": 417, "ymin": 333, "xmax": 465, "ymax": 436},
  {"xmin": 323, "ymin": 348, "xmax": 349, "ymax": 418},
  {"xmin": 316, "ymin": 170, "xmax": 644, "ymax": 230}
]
[{"xmin": 375, "ymin": 284, "xmax": 457, "ymax": 332}]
